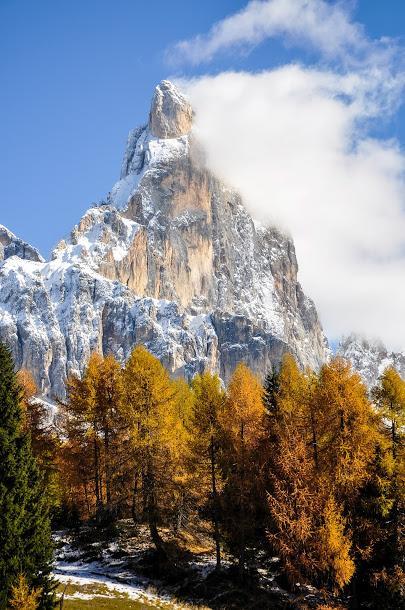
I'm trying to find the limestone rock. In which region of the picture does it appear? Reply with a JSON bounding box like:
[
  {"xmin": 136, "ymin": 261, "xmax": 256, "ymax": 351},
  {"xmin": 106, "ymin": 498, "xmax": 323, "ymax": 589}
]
[
  {"xmin": 0, "ymin": 80, "xmax": 329, "ymax": 398},
  {"xmin": 149, "ymin": 80, "xmax": 193, "ymax": 139}
]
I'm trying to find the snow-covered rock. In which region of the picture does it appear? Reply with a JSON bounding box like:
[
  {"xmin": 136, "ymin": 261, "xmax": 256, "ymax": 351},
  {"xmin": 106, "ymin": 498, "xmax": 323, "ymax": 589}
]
[
  {"xmin": 0, "ymin": 81, "xmax": 329, "ymax": 398},
  {"xmin": 337, "ymin": 334, "xmax": 405, "ymax": 389},
  {"xmin": 0, "ymin": 224, "xmax": 43, "ymax": 263}
]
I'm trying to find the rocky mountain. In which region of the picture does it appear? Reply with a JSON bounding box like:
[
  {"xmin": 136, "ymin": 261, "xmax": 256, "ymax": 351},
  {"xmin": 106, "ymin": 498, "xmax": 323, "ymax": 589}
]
[
  {"xmin": 0, "ymin": 80, "xmax": 328, "ymax": 399},
  {"xmin": 0, "ymin": 225, "xmax": 43, "ymax": 264},
  {"xmin": 338, "ymin": 334, "xmax": 405, "ymax": 388}
]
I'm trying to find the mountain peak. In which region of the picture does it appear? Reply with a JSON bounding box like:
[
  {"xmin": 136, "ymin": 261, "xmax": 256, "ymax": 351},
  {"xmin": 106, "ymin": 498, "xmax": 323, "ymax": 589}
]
[
  {"xmin": 149, "ymin": 80, "xmax": 193, "ymax": 139},
  {"xmin": 0, "ymin": 224, "xmax": 44, "ymax": 263}
]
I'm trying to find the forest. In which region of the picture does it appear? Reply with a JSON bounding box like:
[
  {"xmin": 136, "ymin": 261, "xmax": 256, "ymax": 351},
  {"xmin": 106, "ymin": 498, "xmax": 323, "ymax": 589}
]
[{"xmin": 0, "ymin": 342, "xmax": 403, "ymax": 609}]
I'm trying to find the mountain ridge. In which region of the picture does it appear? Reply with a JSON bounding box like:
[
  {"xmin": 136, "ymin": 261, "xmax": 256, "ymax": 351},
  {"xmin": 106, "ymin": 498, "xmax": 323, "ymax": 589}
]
[{"xmin": 0, "ymin": 80, "xmax": 329, "ymax": 397}]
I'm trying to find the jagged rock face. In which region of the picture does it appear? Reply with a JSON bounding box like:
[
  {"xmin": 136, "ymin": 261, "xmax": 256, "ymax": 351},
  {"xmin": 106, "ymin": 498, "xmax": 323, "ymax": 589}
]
[
  {"xmin": 149, "ymin": 80, "xmax": 193, "ymax": 139},
  {"xmin": 338, "ymin": 334, "xmax": 405, "ymax": 388},
  {"xmin": 0, "ymin": 225, "xmax": 43, "ymax": 263},
  {"xmin": 0, "ymin": 81, "xmax": 328, "ymax": 398}
]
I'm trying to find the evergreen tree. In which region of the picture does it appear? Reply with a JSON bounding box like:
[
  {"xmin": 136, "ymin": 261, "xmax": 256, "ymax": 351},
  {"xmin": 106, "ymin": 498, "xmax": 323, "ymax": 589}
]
[
  {"xmin": 0, "ymin": 342, "xmax": 55, "ymax": 609},
  {"xmin": 263, "ymin": 367, "xmax": 280, "ymax": 415},
  {"xmin": 17, "ymin": 369, "xmax": 60, "ymax": 510}
]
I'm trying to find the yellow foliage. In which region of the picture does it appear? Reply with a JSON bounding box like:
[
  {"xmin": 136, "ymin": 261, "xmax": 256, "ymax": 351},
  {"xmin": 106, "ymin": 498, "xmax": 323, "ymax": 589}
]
[
  {"xmin": 189, "ymin": 372, "xmax": 225, "ymax": 493},
  {"xmin": 277, "ymin": 353, "xmax": 307, "ymax": 420},
  {"xmin": 122, "ymin": 346, "xmax": 187, "ymax": 546},
  {"xmin": 373, "ymin": 366, "xmax": 405, "ymax": 460},
  {"xmin": 222, "ymin": 362, "xmax": 265, "ymax": 449},
  {"xmin": 315, "ymin": 357, "xmax": 379, "ymax": 499},
  {"xmin": 318, "ymin": 497, "xmax": 355, "ymax": 591},
  {"xmin": 7, "ymin": 574, "xmax": 41, "ymax": 610}
]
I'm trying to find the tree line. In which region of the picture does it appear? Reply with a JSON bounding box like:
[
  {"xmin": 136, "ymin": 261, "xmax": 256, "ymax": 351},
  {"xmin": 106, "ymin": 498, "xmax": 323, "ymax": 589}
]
[{"xmin": 0, "ymin": 342, "xmax": 404, "ymax": 608}]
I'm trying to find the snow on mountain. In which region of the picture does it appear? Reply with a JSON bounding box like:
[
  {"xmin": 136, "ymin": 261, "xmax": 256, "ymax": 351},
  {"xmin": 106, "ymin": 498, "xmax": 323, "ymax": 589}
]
[
  {"xmin": 0, "ymin": 224, "xmax": 44, "ymax": 263},
  {"xmin": 0, "ymin": 80, "xmax": 328, "ymax": 398},
  {"xmin": 337, "ymin": 334, "xmax": 405, "ymax": 388}
]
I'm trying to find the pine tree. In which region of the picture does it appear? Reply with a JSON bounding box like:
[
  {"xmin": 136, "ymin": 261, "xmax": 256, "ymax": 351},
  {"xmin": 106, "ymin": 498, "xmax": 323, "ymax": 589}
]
[
  {"xmin": 0, "ymin": 342, "xmax": 55, "ymax": 609},
  {"xmin": 263, "ymin": 367, "xmax": 280, "ymax": 415},
  {"xmin": 17, "ymin": 369, "xmax": 59, "ymax": 509}
]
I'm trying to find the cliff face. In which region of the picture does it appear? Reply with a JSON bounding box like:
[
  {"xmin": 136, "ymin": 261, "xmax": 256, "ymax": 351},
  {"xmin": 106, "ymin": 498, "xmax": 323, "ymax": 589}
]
[{"xmin": 0, "ymin": 81, "xmax": 328, "ymax": 397}]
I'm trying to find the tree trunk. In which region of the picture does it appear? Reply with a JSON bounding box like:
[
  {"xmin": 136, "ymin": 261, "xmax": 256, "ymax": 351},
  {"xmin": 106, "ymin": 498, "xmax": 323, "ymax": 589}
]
[
  {"xmin": 104, "ymin": 424, "xmax": 111, "ymax": 513},
  {"xmin": 210, "ymin": 434, "xmax": 221, "ymax": 570},
  {"xmin": 93, "ymin": 432, "xmax": 102, "ymax": 518},
  {"xmin": 238, "ymin": 421, "xmax": 246, "ymax": 578},
  {"xmin": 131, "ymin": 469, "xmax": 139, "ymax": 524},
  {"xmin": 145, "ymin": 459, "xmax": 168, "ymax": 561},
  {"xmin": 392, "ymin": 419, "xmax": 397, "ymax": 460}
]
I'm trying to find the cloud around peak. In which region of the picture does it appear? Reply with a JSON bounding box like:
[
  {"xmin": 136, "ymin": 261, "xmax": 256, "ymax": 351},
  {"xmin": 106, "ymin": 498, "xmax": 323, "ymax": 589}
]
[{"xmin": 168, "ymin": 0, "xmax": 405, "ymax": 351}]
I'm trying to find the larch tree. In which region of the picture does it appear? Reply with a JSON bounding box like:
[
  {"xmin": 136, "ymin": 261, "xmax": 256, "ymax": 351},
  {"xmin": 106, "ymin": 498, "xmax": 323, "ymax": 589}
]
[
  {"xmin": 318, "ymin": 496, "xmax": 355, "ymax": 592},
  {"xmin": 61, "ymin": 352, "xmax": 126, "ymax": 521},
  {"xmin": 275, "ymin": 353, "xmax": 307, "ymax": 423},
  {"xmin": 122, "ymin": 346, "xmax": 178, "ymax": 559},
  {"xmin": 267, "ymin": 424, "xmax": 354, "ymax": 591},
  {"xmin": 94, "ymin": 354, "xmax": 124, "ymax": 517},
  {"xmin": 165, "ymin": 378, "xmax": 193, "ymax": 533},
  {"xmin": 221, "ymin": 363, "xmax": 265, "ymax": 575},
  {"xmin": 0, "ymin": 342, "xmax": 55, "ymax": 610},
  {"xmin": 7, "ymin": 574, "xmax": 42, "ymax": 610},
  {"xmin": 188, "ymin": 372, "xmax": 225, "ymax": 569},
  {"xmin": 372, "ymin": 367, "xmax": 405, "ymax": 461},
  {"xmin": 273, "ymin": 354, "xmax": 320, "ymax": 468},
  {"xmin": 372, "ymin": 367, "xmax": 405, "ymax": 571},
  {"xmin": 61, "ymin": 358, "xmax": 102, "ymax": 519},
  {"xmin": 267, "ymin": 428, "xmax": 322, "ymax": 586},
  {"xmin": 314, "ymin": 358, "xmax": 378, "ymax": 504}
]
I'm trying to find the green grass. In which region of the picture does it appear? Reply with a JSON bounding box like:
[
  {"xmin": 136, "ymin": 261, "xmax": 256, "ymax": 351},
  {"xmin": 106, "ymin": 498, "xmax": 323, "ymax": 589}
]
[{"xmin": 57, "ymin": 582, "xmax": 178, "ymax": 609}]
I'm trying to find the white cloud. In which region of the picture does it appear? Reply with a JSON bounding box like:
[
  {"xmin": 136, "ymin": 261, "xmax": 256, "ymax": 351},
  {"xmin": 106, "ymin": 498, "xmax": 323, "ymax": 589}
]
[
  {"xmin": 168, "ymin": 0, "xmax": 405, "ymax": 350},
  {"xmin": 168, "ymin": 0, "xmax": 397, "ymax": 69},
  {"xmin": 177, "ymin": 64, "xmax": 405, "ymax": 350}
]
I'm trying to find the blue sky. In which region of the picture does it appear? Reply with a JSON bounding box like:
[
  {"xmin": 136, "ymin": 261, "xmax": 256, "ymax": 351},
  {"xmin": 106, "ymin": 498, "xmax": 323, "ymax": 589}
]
[{"xmin": 1, "ymin": 0, "xmax": 405, "ymax": 258}]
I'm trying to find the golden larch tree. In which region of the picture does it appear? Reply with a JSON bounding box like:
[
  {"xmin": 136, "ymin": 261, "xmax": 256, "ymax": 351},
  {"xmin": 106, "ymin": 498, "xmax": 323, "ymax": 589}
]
[{"xmin": 221, "ymin": 363, "xmax": 265, "ymax": 574}]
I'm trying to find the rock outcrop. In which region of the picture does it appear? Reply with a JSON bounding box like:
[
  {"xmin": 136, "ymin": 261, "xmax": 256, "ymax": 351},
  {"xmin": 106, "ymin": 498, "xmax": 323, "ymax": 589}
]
[
  {"xmin": 0, "ymin": 81, "xmax": 329, "ymax": 398},
  {"xmin": 0, "ymin": 224, "xmax": 43, "ymax": 263},
  {"xmin": 337, "ymin": 334, "xmax": 405, "ymax": 388}
]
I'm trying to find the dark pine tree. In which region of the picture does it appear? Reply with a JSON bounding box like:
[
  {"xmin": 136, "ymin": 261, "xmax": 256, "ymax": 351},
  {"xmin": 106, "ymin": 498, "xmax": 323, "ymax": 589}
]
[
  {"xmin": 263, "ymin": 367, "xmax": 280, "ymax": 416},
  {"xmin": 0, "ymin": 342, "xmax": 56, "ymax": 609}
]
